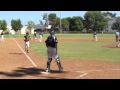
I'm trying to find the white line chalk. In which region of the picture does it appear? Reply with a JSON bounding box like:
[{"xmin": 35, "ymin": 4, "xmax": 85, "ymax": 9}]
[
  {"xmin": 76, "ymin": 73, "xmax": 88, "ymax": 79},
  {"xmin": 11, "ymin": 36, "xmax": 37, "ymax": 67}
]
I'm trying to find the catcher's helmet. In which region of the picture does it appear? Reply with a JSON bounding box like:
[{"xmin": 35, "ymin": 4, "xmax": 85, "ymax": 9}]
[{"xmin": 50, "ymin": 29, "xmax": 55, "ymax": 35}]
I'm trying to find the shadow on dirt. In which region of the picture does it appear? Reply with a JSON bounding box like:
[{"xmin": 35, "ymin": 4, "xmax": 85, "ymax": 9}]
[
  {"xmin": 0, "ymin": 67, "xmax": 43, "ymax": 77},
  {"xmin": 9, "ymin": 53, "xmax": 23, "ymax": 55},
  {"xmin": 0, "ymin": 67, "xmax": 66, "ymax": 78}
]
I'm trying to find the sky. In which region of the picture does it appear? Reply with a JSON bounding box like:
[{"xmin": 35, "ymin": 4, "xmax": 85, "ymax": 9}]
[{"xmin": 0, "ymin": 11, "xmax": 120, "ymax": 26}]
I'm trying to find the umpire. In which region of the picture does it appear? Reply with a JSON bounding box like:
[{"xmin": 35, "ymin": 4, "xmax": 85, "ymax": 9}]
[{"xmin": 45, "ymin": 29, "xmax": 63, "ymax": 72}]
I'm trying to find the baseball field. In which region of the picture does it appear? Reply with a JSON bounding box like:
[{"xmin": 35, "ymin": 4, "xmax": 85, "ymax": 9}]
[{"xmin": 0, "ymin": 33, "xmax": 120, "ymax": 79}]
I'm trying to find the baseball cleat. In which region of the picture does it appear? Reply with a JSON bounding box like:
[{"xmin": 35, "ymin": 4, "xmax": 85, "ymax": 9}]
[
  {"xmin": 59, "ymin": 67, "xmax": 63, "ymax": 72},
  {"xmin": 46, "ymin": 68, "xmax": 50, "ymax": 72}
]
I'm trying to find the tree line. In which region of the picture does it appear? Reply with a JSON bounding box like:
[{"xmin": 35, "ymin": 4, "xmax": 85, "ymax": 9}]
[{"xmin": 0, "ymin": 11, "xmax": 120, "ymax": 33}]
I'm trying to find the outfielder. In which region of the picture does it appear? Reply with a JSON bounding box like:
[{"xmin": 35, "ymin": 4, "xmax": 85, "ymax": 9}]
[
  {"xmin": 45, "ymin": 29, "xmax": 63, "ymax": 72},
  {"xmin": 24, "ymin": 32, "xmax": 31, "ymax": 53}
]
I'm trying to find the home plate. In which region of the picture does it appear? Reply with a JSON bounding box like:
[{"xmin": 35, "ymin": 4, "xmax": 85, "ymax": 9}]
[
  {"xmin": 41, "ymin": 71, "xmax": 50, "ymax": 74},
  {"xmin": 25, "ymin": 66, "xmax": 37, "ymax": 68}
]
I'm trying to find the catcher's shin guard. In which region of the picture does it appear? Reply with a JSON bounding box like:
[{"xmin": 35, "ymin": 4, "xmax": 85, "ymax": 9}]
[
  {"xmin": 46, "ymin": 58, "xmax": 52, "ymax": 70},
  {"xmin": 56, "ymin": 57, "xmax": 63, "ymax": 70}
]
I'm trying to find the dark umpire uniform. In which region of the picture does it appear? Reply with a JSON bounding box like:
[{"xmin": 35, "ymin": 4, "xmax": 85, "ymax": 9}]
[{"xmin": 45, "ymin": 29, "xmax": 63, "ymax": 72}]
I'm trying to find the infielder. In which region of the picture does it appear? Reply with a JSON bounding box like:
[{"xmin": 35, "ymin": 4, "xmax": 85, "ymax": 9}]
[
  {"xmin": 93, "ymin": 31, "xmax": 97, "ymax": 41},
  {"xmin": 34, "ymin": 31, "xmax": 37, "ymax": 40},
  {"xmin": 24, "ymin": 32, "xmax": 31, "ymax": 53},
  {"xmin": 45, "ymin": 29, "xmax": 63, "ymax": 72},
  {"xmin": 39, "ymin": 31, "xmax": 43, "ymax": 42},
  {"xmin": 115, "ymin": 30, "xmax": 119, "ymax": 42}
]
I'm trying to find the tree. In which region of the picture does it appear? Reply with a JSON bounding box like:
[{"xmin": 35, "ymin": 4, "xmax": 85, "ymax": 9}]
[
  {"xmin": 48, "ymin": 13, "xmax": 57, "ymax": 30},
  {"xmin": 55, "ymin": 17, "xmax": 60, "ymax": 28},
  {"xmin": 69, "ymin": 16, "xmax": 84, "ymax": 31},
  {"xmin": 27, "ymin": 21, "xmax": 35, "ymax": 32},
  {"xmin": 39, "ymin": 20, "xmax": 43, "ymax": 25},
  {"xmin": 65, "ymin": 17, "xmax": 71, "ymax": 31},
  {"xmin": 103, "ymin": 11, "xmax": 116, "ymax": 18},
  {"xmin": 49, "ymin": 13, "xmax": 56, "ymax": 21},
  {"xmin": 48, "ymin": 13, "xmax": 63, "ymax": 33},
  {"xmin": 42, "ymin": 13, "xmax": 49, "ymax": 27},
  {"xmin": 84, "ymin": 11, "xmax": 95, "ymax": 31},
  {"xmin": 18, "ymin": 19, "xmax": 23, "ymax": 29},
  {"xmin": 11, "ymin": 19, "xmax": 23, "ymax": 32},
  {"xmin": 0, "ymin": 19, "xmax": 7, "ymax": 31},
  {"xmin": 112, "ymin": 17, "xmax": 120, "ymax": 31},
  {"xmin": 84, "ymin": 11, "xmax": 108, "ymax": 31},
  {"xmin": 61, "ymin": 18, "xmax": 69, "ymax": 31}
]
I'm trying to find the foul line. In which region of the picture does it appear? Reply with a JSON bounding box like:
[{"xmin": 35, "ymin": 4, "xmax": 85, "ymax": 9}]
[
  {"xmin": 76, "ymin": 73, "xmax": 88, "ymax": 79},
  {"xmin": 11, "ymin": 36, "xmax": 37, "ymax": 67}
]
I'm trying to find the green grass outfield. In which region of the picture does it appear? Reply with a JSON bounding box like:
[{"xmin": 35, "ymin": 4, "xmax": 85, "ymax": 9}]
[{"xmin": 9, "ymin": 33, "xmax": 120, "ymax": 63}]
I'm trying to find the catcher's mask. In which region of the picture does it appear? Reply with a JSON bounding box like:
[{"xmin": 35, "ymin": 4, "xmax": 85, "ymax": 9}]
[{"xmin": 50, "ymin": 29, "xmax": 55, "ymax": 35}]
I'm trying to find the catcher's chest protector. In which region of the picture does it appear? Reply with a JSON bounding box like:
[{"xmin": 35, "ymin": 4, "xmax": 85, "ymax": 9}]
[{"xmin": 47, "ymin": 36, "xmax": 56, "ymax": 47}]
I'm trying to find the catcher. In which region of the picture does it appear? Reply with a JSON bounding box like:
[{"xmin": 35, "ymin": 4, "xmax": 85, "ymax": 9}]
[{"xmin": 45, "ymin": 29, "xmax": 63, "ymax": 72}]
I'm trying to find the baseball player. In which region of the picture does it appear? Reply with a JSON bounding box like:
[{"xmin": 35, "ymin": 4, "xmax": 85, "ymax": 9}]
[
  {"xmin": 1, "ymin": 31, "xmax": 4, "ymax": 42},
  {"xmin": 45, "ymin": 29, "xmax": 63, "ymax": 72},
  {"xmin": 115, "ymin": 30, "xmax": 119, "ymax": 42},
  {"xmin": 117, "ymin": 39, "xmax": 120, "ymax": 47},
  {"xmin": 93, "ymin": 31, "xmax": 97, "ymax": 41},
  {"xmin": 34, "ymin": 31, "xmax": 37, "ymax": 40},
  {"xmin": 24, "ymin": 32, "xmax": 31, "ymax": 53},
  {"xmin": 39, "ymin": 31, "xmax": 43, "ymax": 42}
]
